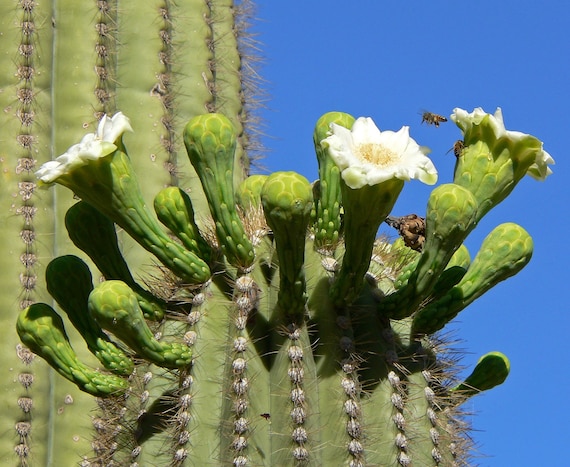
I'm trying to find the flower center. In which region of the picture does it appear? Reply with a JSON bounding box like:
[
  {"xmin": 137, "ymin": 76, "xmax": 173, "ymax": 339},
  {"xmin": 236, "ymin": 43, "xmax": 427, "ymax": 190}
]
[{"xmin": 356, "ymin": 143, "xmax": 398, "ymax": 167}]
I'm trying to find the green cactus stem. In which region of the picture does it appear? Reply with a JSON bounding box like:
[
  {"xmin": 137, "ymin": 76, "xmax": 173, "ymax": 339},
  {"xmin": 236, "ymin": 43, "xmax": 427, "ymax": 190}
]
[{"xmin": 1, "ymin": 0, "xmax": 261, "ymax": 464}]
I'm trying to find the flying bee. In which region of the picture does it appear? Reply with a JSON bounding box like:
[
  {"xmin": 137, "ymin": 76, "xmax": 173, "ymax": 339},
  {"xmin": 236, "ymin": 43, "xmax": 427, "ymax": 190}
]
[
  {"xmin": 446, "ymin": 140, "xmax": 465, "ymax": 158},
  {"xmin": 420, "ymin": 111, "xmax": 448, "ymax": 127}
]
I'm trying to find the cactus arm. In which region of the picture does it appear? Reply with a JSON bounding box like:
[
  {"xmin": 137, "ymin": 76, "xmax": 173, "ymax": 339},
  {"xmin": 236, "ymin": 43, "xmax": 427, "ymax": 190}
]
[
  {"xmin": 209, "ymin": 0, "xmax": 250, "ymax": 181},
  {"xmin": 0, "ymin": 1, "xmax": 102, "ymax": 464}
]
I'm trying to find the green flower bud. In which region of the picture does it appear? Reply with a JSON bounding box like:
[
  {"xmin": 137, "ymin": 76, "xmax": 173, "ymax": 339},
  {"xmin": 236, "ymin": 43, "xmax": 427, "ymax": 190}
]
[
  {"xmin": 46, "ymin": 256, "xmax": 134, "ymax": 375},
  {"xmin": 88, "ymin": 281, "xmax": 193, "ymax": 368},
  {"xmin": 65, "ymin": 201, "xmax": 166, "ymax": 320},
  {"xmin": 412, "ymin": 223, "xmax": 533, "ymax": 335},
  {"xmin": 313, "ymin": 112, "xmax": 355, "ymax": 250},
  {"xmin": 261, "ymin": 171, "xmax": 313, "ymax": 318},
  {"xmin": 237, "ymin": 174, "xmax": 268, "ymax": 210},
  {"xmin": 452, "ymin": 352, "xmax": 510, "ymax": 397},
  {"xmin": 154, "ymin": 186, "xmax": 212, "ymax": 262},
  {"xmin": 16, "ymin": 303, "xmax": 129, "ymax": 397},
  {"xmin": 380, "ymin": 184, "xmax": 478, "ymax": 318},
  {"xmin": 184, "ymin": 113, "xmax": 255, "ymax": 270}
]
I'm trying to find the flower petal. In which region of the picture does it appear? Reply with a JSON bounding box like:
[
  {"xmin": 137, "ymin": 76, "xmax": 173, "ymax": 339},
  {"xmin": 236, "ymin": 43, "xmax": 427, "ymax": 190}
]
[
  {"xmin": 98, "ymin": 112, "xmax": 133, "ymax": 143},
  {"xmin": 36, "ymin": 161, "xmax": 65, "ymax": 183},
  {"xmin": 527, "ymin": 148, "xmax": 555, "ymax": 181},
  {"xmin": 350, "ymin": 117, "xmax": 382, "ymax": 145}
]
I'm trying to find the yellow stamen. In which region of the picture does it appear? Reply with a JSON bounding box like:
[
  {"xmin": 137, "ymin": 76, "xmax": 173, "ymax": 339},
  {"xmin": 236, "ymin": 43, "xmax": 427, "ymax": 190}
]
[{"xmin": 356, "ymin": 143, "xmax": 398, "ymax": 167}]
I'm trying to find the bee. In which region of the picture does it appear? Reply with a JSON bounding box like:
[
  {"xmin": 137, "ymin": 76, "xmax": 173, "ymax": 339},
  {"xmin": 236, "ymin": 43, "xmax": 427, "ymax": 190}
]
[
  {"xmin": 420, "ymin": 111, "xmax": 448, "ymax": 127},
  {"xmin": 385, "ymin": 214, "xmax": 426, "ymax": 252},
  {"xmin": 446, "ymin": 140, "xmax": 465, "ymax": 158},
  {"xmin": 260, "ymin": 413, "xmax": 271, "ymax": 421}
]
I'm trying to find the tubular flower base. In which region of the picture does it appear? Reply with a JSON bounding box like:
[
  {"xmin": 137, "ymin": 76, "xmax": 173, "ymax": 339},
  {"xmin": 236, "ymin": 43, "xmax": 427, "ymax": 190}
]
[{"xmin": 13, "ymin": 109, "xmax": 552, "ymax": 466}]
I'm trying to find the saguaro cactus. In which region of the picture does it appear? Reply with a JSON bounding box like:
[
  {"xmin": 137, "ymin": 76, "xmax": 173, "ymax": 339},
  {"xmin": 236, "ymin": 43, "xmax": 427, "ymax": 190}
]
[{"xmin": 0, "ymin": 2, "xmax": 554, "ymax": 467}]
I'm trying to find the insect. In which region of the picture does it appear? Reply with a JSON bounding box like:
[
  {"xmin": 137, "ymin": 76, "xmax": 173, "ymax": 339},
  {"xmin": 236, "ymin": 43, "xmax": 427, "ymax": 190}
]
[
  {"xmin": 446, "ymin": 140, "xmax": 465, "ymax": 158},
  {"xmin": 385, "ymin": 214, "xmax": 426, "ymax": 252},
  {"xmin": 420, "ymin": 111, "xmax": 448, "ymax": 127},
  {"xmin": 260, "ymin": 413, "xmax": 271, "ymax": 420}
]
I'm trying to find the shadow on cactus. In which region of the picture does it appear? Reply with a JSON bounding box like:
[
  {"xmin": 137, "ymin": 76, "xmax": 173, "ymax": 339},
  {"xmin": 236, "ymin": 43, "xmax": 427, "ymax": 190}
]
[{"xmin": 17, "ymin": 108, "xmax": 553, "ymax": 465}]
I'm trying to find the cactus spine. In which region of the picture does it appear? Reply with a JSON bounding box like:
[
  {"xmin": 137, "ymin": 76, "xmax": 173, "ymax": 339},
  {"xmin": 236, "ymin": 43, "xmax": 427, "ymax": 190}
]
[{"xmin": 1, "ymin": 2, "xmax": 554, "ymax": 467}]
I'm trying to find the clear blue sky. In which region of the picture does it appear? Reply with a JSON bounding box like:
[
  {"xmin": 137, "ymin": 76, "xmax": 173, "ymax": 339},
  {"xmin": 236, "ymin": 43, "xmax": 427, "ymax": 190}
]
[{"xmin": 253, "ymin": 2, "xmax": 569, "ymax": 465}]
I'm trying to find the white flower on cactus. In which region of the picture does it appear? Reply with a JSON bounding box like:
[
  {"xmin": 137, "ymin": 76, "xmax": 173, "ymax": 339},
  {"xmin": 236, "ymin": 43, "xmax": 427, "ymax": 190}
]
[
  {"xmin": 322, "ymin": 117, "xmax": 438, "ymax": 189},
  {"xmin": 36, "ymin": 112, "xmax": 133, "ymax": 183},
  {"xmin": 451, "ymin": 107, "xmax": 554, "ymax": 180}
]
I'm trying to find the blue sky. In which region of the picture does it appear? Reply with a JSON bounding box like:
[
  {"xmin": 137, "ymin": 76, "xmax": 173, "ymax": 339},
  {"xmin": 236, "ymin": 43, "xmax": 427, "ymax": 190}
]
[{"xmin": 253, "ymin": 2, "xmax": 569, "ymax": 465}]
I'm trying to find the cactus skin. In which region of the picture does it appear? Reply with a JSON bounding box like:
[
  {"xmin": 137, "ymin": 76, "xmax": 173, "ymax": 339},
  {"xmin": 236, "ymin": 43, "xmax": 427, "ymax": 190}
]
[
  {"xmin": 10, "ymin": 104, "xmax": 552, "ymax": 466},
  {"xmin": 1, "ymin": 2, "xmax": 553, "ymax": 467}
]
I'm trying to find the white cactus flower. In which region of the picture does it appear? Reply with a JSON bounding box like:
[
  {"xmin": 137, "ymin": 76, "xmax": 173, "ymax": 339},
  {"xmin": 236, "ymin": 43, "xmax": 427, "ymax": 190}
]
[
  {"xmin": 36, "ymin": 112, "xmax": 133, "ymax": 183},
  {"xmin": 451, "ymin": 107, "xmax": 554, "ymax": 180},
  {"xmin": 322, "ymin": 117, "xmax": 437, "ymax": 189}
]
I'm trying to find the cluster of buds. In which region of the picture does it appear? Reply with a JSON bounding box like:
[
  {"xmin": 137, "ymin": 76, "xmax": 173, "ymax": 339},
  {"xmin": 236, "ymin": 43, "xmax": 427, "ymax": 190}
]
[{"xmin": 16, "ymin": 107, "xmax": 553, "ymax": 465}]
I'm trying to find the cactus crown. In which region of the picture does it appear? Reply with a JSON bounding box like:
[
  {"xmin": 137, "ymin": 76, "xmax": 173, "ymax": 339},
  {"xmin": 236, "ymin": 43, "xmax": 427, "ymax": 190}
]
[{"xmin": 15, "ymin": 106, "xmax": 552, "ymax": 465}]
